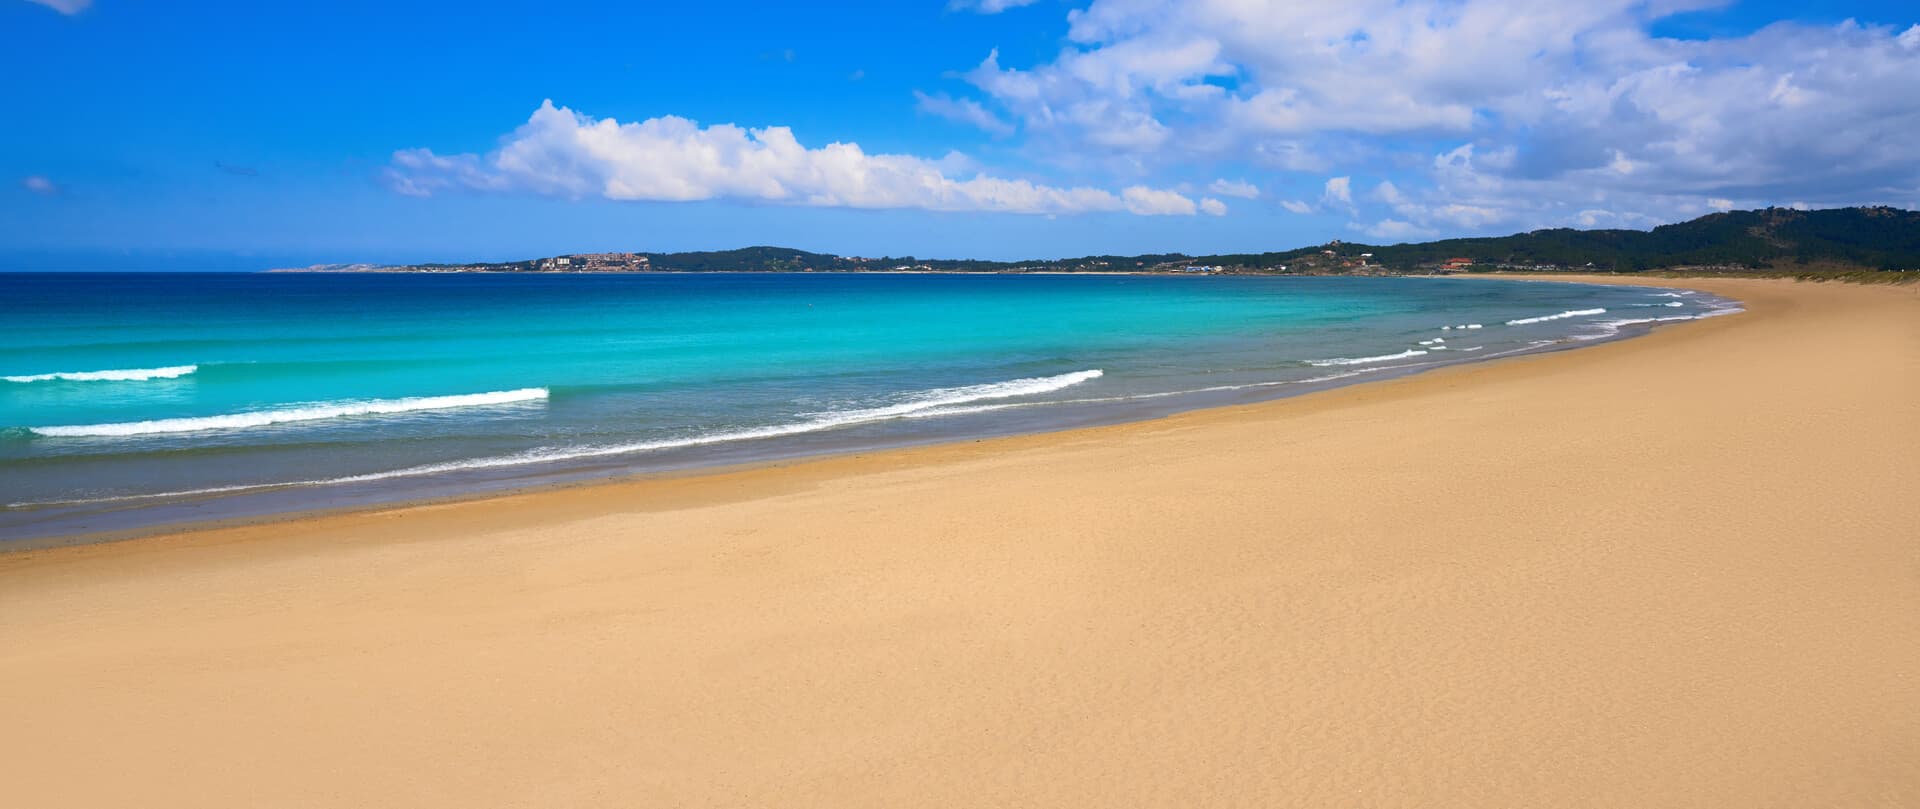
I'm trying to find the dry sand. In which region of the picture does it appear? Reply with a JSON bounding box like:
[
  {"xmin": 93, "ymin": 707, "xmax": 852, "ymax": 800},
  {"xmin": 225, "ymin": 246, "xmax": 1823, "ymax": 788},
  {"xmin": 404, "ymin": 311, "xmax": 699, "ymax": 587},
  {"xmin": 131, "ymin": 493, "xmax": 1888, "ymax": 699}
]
[{"xmin": 2, "ymin": 276, "xmax": 1916, "ymax": 808}]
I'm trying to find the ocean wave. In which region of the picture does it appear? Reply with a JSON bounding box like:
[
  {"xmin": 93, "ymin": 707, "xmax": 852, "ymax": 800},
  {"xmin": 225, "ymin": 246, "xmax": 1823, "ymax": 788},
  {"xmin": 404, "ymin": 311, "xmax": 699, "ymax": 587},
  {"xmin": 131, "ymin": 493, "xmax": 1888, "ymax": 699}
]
[
  {"xmin": 8, "ymin": 371, "xmax": 1104, "ymax": 508},
  {"xmin": 1506, "ymin": 308, "xmax": 1607, "ymax": 326},
  {"xmin": 29, "ymin": 388, "xmax": 550, "ymax": 437},
  {"xmin": 1307, "ymin": 349, "xmax": 1429, "ymax": 367},
  {"xmin": 4, "ymin": 365, "xmax": 198, "ymax": 383},
  {"xmin": 800, "ymin": 369, "xmax": 1103, "ymax": 422},
  {"xmin": 1441, "ymin": 324, "xmax": 1483, "ymax": 330}
]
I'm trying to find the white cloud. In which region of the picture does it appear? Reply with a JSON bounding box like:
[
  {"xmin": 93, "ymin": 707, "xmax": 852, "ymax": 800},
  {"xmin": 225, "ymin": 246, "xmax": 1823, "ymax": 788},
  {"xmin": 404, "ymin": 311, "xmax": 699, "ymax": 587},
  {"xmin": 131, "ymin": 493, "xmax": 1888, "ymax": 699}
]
[
  {"xmin": 1207, "ymin": 178, "xmax": 1259, "ymax": 199},
  {"xmin": 21, "ymin": 175, "xmax": 58, "ymax": 195},
  {"xmin": 385, "ymin": 100, "xmax": 1206, "ymax": 217},
  {"xmin": 1120, "ymin": 185, "xmax": 1198, "ymax": 215},
  {"xmin": 1372, "ymin": 180, "xmax": 1405, "ymax": 206},
  {"xmin": 943, "ymin": 1, "xmax": 1920, "ymax": 232},
  {"xmin": 914, "ymin": 91, "xmax": 1015, "ymax": 136},
  {"xmin": 1321, "ymin": 176, "xmax": 1353, "ymax": 211},
  {"xmin": 1278, "ymin": 199, "xmax": 1314, "ymax": 214},
  {"xmin": 950, "ymin": 0, "xmax": 1040, "ymax": 12},
  {"xmin": 1356, "ymin": 219, "xmax": 1437, "ymax": 241},
  {"xmin": 24, "ymin": 0, "xmax": 90, "ymax": 14},
  {"xmin": 1199, "ymin": 197, "xmax": 1229, "ymax": 216}
]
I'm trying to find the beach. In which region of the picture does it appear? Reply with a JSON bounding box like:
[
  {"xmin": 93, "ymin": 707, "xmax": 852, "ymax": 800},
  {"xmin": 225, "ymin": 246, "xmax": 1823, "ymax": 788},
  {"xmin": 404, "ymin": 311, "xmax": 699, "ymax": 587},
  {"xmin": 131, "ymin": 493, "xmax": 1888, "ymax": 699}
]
[{"xmin": 2, "ymin": 275, "xmax": 1915, "ymax": 806}]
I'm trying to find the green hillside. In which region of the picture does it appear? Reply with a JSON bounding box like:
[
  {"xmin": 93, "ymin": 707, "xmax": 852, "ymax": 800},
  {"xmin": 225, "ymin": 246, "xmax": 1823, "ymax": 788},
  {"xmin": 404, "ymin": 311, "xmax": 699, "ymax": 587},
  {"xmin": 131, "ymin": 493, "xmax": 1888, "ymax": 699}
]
[{"xmin": 391, "ymin": 207, "xmax": 1918, "ymax": 274}]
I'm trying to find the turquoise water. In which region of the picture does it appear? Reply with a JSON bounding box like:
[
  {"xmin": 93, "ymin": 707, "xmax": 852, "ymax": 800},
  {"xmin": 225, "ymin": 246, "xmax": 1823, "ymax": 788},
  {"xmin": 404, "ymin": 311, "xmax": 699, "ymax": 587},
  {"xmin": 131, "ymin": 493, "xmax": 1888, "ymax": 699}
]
[{"xmin": 0, "ymin": 272, "xmax": 1736, "ymax": 541}]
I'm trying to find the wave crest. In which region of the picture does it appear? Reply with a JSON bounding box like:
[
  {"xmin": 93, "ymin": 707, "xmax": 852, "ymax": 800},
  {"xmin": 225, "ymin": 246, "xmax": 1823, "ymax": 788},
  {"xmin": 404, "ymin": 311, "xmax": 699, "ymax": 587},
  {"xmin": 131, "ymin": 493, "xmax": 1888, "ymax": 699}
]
[
  {"xmin": 1307, "ymin": 349, "xmax": 1429, "ymax": 367},
  {"xmin": 1506, "ymin": 308, "xmax": 1607, "ymax": 326},
  {"xmin": 4, "ymin": 365, "xmax": 198, "ymax": 383},
  {"xmin": 30, "ymin": 388, "xmax": 550, "ymax": 437}
]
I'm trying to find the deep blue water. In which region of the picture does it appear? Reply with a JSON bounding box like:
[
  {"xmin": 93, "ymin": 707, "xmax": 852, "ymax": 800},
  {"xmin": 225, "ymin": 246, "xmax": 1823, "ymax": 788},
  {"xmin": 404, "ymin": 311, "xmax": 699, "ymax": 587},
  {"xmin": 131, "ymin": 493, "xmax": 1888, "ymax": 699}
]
[{"xmin": 0, "ymin": 272, "xmax": 1736, "ymax": 542}]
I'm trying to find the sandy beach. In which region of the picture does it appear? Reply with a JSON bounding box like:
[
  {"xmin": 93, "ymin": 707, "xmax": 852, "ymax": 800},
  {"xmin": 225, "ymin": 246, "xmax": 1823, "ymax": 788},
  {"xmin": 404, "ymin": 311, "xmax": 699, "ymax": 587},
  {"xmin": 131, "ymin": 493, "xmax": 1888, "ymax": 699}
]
[{"xmin": 2, "ymin": 276, "xmax": 1915, "ymax": 807}]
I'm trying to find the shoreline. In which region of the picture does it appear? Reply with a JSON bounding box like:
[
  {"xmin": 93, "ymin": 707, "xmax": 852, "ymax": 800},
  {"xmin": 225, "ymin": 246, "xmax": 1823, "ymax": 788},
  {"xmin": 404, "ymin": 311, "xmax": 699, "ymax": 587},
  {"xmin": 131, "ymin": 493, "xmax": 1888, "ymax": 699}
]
[
  {"xmin": 2, "ymin": 274, "xmax": 1731, "ymax": 553},
  {"xmin": 3, "ymin": 275, "xmax": 1914, "ymax": 807}
]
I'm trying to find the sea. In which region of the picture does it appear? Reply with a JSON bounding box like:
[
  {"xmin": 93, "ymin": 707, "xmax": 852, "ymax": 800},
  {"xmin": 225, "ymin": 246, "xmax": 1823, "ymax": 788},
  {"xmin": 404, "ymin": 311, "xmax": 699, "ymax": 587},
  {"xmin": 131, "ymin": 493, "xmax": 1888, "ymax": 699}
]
[{"xmin": 0, "ymin": 272, "xmax": 1739, "ymax": 543}]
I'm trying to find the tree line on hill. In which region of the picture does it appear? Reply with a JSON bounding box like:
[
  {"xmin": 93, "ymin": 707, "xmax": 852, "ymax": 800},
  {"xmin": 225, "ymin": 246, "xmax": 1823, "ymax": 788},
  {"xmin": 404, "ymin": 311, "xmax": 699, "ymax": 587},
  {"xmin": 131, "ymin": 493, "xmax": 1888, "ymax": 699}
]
[{"xmin": 398, "ymin": 206, "xmax": 1919, "ymax": 274}]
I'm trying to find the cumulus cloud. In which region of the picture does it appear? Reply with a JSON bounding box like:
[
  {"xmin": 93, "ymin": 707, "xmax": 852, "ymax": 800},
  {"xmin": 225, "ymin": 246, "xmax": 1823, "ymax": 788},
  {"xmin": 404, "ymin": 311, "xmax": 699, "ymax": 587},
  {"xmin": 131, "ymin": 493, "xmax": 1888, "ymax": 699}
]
[
  {"xmin": 1119, "ymin": 185, "xmax": 1198, "ymax": 215},
  {"xmin": 949, "ymin": 0, "xmax": 1040, "ymax": 13},
  {"xmin": 24, "ymin": 0, "xmax": 90, "ymax": 14},
  {"xmin": 1207, "ymin": 178, "xmax": 1259, "ymax": 199},
  {"xmin": 1320, "ymin": 176, "xmax": 1353, "ymax": 211},
  {"xmin": 1198, "ymin": 197, "xmax": 1229, "ymax": 216},
  {"xmin": 385, "ymin": 100, "xmax": 1206, "ymax": 217},
  {"xmin": 914, "ymin": 91, "xmax": 1015, "ymax": 136},
  {"xmin": 21, "ymin": 175, "xmax": 58, "ymax": 195},
  {"xmin": 937, "ymin": 0, "xmax": 1920, "ymax": 233},
  {"xmin": 1278, "ymin": 199, "xmax": 1315, "ymax": 215}
]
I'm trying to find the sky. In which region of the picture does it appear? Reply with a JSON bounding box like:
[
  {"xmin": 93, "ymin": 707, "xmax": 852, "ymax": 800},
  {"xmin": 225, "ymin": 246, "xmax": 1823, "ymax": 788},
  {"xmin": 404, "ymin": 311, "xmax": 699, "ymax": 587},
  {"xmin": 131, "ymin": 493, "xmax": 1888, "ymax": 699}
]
[{"xmin": 4, "ymin": 0, "xmax": 1918, "ymax": 269}]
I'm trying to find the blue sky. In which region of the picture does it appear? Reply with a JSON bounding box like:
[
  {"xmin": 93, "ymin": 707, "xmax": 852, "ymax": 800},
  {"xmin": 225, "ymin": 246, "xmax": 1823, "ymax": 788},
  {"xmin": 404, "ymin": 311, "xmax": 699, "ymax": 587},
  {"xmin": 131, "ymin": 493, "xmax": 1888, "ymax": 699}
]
[{"xmin": 4, "ymin": 0, "xmax": 1917, "ymax": 268}]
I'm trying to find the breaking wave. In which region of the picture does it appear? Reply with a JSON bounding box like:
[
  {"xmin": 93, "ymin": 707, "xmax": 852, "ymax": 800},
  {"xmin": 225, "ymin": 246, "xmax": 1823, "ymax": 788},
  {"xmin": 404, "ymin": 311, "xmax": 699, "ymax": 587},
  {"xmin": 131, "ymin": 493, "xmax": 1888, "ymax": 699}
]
[
  {"xmin": 1506, "ymin": 308, "xmax": 1607, "ymax": 326},
  {"xmin": 1308, "ymin": 349, "xmax": 1430, "ymax": 366},
  {"xmin": 5, "ymin": 365, "xmax": 198, "ymax": 383},
  {"xmin": 29, "ymin": 388, "xmax": 551, "ymax": 437}
]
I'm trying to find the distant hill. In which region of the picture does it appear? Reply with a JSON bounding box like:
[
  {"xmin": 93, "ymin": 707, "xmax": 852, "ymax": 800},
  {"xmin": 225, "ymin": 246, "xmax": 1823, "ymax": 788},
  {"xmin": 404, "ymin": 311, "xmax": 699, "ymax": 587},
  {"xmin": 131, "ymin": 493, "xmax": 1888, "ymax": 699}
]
[
  {"xmin": 368, "ymin": 207, "xmax": 1917, "ymax": 275},
  {"xmin": 634, "ymin": 246, "xmax": 1194, "ymax": 274},
  {"xmin": 1201, "ymin": 206, "xmax": 1920, "ymax": 273}
]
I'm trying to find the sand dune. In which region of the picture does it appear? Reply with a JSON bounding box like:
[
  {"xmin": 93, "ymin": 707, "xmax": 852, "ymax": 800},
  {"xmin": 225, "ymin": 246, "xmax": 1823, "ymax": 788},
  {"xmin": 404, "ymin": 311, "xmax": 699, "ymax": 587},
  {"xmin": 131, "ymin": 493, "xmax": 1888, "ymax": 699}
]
[{"xmin": 3, "ymin": 276, "xmax": 1915, "ymax": 808}]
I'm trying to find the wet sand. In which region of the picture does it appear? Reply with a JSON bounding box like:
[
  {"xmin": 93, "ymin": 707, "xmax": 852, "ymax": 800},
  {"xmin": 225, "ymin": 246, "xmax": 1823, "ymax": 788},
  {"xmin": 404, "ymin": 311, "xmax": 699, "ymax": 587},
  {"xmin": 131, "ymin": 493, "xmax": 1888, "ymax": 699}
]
[{"xmin": 3, "ymin": 276, "xmax": 1916, "ymax": 807}]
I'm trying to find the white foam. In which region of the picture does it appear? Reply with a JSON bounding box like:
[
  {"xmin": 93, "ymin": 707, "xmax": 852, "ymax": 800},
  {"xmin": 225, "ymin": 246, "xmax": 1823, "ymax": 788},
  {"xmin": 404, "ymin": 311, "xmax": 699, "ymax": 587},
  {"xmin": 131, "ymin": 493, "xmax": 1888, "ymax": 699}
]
[
  {"xmin": 1307, "ymin": 349, "xmax": 1430, "ymax": 366},
  {"xmin": 4, "ymin": 365, "xmax": 198, "ymax": 383},
  {"xmin": 1506, "ymin": 308, "xmax": 1607, "ymax": 326},
  {"xmin": 1418, "ymin": 338, "xmax": 1445, "ymax": 345},
  {"xmin": 30, "ymin": 388, "xmax": 550, "ymax": 437},
  {"xmin": 800, "ymin": 369, "xmax": 1103, "ymax": 422},
  {"xmin": 1441, "ymin": 324, "xmax": 1483, "ymax": 331},
  {"xmin": 1664, "ymin": 301, "xmax": 1685, "ymax": 307}
]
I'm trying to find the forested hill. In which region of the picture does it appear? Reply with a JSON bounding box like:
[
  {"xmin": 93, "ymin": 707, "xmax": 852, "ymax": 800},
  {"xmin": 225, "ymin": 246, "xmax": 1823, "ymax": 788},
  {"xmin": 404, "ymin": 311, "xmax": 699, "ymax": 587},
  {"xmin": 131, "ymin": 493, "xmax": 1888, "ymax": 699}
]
[
  {"xmin": 369, "ymin": 207, "xmax": 1917, "ymax": 274},
  {"xmin": 1196, "ymin": 206, "xmax": 1920, "ymax": 272}
]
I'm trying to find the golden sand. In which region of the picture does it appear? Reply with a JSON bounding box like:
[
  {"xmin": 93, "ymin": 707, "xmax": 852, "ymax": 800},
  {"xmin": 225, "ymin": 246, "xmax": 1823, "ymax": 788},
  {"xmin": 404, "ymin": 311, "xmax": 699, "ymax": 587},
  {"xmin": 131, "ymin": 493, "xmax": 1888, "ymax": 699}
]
[{"xmin": 2, "ymin": 276, "xmax": 1916, "ymax": 807}]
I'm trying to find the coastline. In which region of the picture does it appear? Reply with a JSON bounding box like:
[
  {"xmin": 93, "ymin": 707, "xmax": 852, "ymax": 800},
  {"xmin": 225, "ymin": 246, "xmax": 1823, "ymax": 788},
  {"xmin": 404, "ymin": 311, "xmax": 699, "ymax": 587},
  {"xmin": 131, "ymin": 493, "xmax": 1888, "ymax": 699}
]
[
  {"xmin": 1, "ymin": 274, "xmax": 1735, "ymax": 550},
  {"xmin": 3, "ymin": 275, "xmax": 1915, "ymax": 806}
]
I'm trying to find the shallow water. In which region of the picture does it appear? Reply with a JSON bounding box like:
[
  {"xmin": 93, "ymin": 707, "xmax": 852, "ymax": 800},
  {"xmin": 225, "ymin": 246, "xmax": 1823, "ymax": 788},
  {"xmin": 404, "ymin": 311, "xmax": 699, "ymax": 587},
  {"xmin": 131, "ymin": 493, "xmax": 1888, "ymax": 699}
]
[{"xmin": 0, "ymin": 272, "xmax": 1737, "ymax": 541}]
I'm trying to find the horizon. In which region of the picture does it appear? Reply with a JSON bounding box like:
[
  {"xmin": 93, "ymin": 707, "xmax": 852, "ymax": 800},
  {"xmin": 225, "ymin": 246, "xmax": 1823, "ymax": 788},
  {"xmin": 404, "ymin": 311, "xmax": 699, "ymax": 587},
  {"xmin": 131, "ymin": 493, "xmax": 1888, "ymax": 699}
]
[
  {"xmin": 6, "ymin": 1, "xmax": 1919, "ymax": 270},
  {"xmin": 3, "ymin": 203, "xmax": 1901, "ymax": 273}
]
